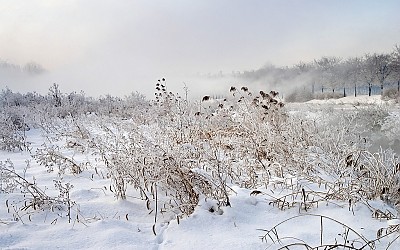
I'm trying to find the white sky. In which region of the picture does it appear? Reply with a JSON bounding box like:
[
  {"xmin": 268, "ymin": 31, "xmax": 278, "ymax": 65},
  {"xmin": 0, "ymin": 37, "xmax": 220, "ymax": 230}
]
[{"xmin": 1, "ymin": 0, "xmax": 400, "ymax": 98}]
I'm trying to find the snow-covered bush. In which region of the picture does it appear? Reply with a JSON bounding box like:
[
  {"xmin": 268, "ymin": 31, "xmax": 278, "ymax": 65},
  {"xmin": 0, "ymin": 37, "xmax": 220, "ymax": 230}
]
[
  {"xmin": 33, "ymin": 144, "xmax": 85, "ymax": 176},
  {"xmin": 69, "ymin": 85, "xmax": 291, "ymax": 219},
  {"xmin": 285, "ymin": 87, "xmax": 314, "ymax": 102},
  {"xmin": 92, "ymin": 84, "xmax": 397, "ymax": 219},
  {"xmin": 382, "ymin": 88, "xmax": 399, "ymax": 100},
  {"xmin": 0, "ymin": 108, "xmax": 29, "ymax": 151},
  {"xmin": 381, "ymin": 110, "xmax": 400, "ymax": 154}
]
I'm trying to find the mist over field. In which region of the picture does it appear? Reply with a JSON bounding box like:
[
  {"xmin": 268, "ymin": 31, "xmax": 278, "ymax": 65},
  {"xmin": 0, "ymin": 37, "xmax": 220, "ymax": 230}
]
[{"xmin": 2, "ymin": 0, "xmax": 400, "ymax": 99}]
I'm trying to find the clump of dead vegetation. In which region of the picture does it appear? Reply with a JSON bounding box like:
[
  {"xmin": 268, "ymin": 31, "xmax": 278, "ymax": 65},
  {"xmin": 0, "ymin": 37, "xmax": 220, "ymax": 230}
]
[{"xmin": 0, "ymin": 83, "xmax": 399, "ymax": 245}]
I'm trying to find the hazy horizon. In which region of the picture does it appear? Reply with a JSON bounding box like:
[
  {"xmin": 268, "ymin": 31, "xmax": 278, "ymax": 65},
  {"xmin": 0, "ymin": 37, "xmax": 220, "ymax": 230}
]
[{"xmin": 1, "ymin": 0, "xmax": 400, "ymax": 99}]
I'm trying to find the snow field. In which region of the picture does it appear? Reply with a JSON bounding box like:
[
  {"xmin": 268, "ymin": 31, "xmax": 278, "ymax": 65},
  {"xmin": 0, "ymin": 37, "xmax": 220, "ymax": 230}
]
[{"xmin": 1, "ymin": 93, "xmax": 400, "ymax": 249}]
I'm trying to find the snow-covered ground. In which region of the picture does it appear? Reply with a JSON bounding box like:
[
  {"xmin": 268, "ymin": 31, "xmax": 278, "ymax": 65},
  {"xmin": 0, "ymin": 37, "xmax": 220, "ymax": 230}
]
[
  {"xmin": 305, "ymin": 95, "xmax": 396, "ymax": 105},
  {"xmin": 1, "ymin": 95, "xmax": 400, "ymax": 249},
  {"xmin": 1, "ymin": 138, "xmax": 398, "ymax": 249}
]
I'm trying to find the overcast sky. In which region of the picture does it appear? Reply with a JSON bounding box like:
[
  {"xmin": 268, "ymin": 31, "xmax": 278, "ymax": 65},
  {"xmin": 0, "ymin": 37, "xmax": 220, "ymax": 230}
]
[{"xmin": 1, "ymin": 0, "xmax": 400, "ymax": 98}]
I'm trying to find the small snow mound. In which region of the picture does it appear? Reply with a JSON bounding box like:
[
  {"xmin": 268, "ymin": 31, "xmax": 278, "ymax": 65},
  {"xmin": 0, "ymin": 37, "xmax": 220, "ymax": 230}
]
[
  {"xmin": 199, "ymin": 199, "xmax": 224, "ymax": 215},
  {"xmin": 245, "ymin": 196, "xmax": 258, "ymax": 206}
]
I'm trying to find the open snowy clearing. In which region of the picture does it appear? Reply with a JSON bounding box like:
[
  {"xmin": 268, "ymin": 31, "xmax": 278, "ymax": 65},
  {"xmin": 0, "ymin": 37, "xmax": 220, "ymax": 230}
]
[{"xmin": 1, "ymin": 94, "xmax": 400, "ymax": 249}]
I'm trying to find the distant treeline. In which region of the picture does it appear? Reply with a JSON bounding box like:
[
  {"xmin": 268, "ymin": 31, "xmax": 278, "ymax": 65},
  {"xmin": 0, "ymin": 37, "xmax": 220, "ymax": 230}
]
[
  {"xmin": 0, "ymin": 59, "xmax": 46, "ymax": 75},
  {"xmin": 208, "ymin": 45, "xmax": 400, "ymax": 101}
]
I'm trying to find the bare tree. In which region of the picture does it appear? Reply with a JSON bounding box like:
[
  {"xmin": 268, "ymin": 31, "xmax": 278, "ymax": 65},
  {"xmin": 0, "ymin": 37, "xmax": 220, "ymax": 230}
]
[
  {"xmin": 371, "ymin": 53, "xmax": 392, "ymax": 95},
  {"xmin": 361, "ymin": 54, "xmax": 378, "ymax": 96},
  {"xmin": 314, "ymin": 57, "xmax": 342, "ymax": 93},
  {"xmin": 391, "ymin": 45, "xmax": 400, "ymax": 92},
  {"xmin": 343, "ymin": 57, "xmax": 363, "ymax": 97}
]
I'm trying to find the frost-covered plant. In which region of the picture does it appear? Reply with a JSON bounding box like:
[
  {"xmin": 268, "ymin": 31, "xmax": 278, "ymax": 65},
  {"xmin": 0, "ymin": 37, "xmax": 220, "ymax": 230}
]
[
  {"xmin": 381, "ymin": 110, "xmax": 400, "ymax": 153},
  {"xmin": 89, "ymin": 116, "xmax": 212, "ymax": 216},
  {"xmin": 0, "ymin": 108, "xmax": 30, "ymax": 151},
  {"xmin": 241, "ymin": 99, "xmax": 400, "ymax": 219},
  {"xmin": 383, "ymin": 88, "xmax": 399, "ymax": 100},
  {"xmin": 285, "ymin": 87, "xmax": 314, "ymax": 102},
  {"xmin": 0, "ymin": 159, "xmax": 76, "ymax": 223},
  {"xmin": 33, "ymin": 144, "xmax": 87, "ymax": 176},
  {"xmin": 260, "ymin": 213, "xmax": 399, "ymax": 249},
  {"xmin": 81, "ymin": 84, "xmax": 290, "ymax": 218}
]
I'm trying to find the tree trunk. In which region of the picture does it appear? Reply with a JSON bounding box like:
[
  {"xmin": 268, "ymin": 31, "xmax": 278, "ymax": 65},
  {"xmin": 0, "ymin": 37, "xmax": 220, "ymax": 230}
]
[
  {"xmin": 354, "ymin": 84, "xmax": 357, "ymax": 97},
  {"xmin": 368, "ymin": 83, "xmax": 371, "ymax": 96}
]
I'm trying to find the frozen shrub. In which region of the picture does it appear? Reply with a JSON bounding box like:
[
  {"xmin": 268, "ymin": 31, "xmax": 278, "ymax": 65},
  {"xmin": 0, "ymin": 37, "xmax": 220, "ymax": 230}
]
[
  {"xmin": 382, "ymin": 88, "xmax": 399, "ymax": 100},
  {"xmin": 381, "ymin": 110, "xmax": 400, "ymax": 154},
  {"xmin": 0, "ymin": 109, "xmax": 29, "ymax": 151},
  {"xmin": 89, "ymin": 118, "xmax": 212, "ymax": 215},
  {"xmin": 33, "ymin": 144, "xmax": 85, "ymax": 176},
  {"xmin": 0, "ymin": 159, "xmax": 76, "ymax": 223},
  {"xmin": 285, "ymin": 88, "xmax": 313, "ymax": 102}
]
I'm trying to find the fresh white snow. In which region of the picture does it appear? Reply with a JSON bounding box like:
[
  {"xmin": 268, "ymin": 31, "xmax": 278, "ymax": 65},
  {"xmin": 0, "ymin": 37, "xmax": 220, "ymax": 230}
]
[{"xmin": 1, "ymin": 95, "xmax": 400, "ymax": 249}]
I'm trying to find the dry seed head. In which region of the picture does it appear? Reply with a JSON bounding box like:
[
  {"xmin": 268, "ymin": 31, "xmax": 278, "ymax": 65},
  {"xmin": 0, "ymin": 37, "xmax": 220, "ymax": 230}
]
[
  {"xmin": 250, "ymin": 190, "xmax": 262, "ymax": 196},
  {"xmin": 270, "ymin": 99, "xmax": 278, "ymax": 104},
  {"xmin": 270, "ymin": 90, "xmax": 279, "ymax": 97},
  {"xmin": 395, "ymin": 163, "xmax": 400, "ymax": 172},
  {"xmin": 202, "ymin": 96, "xmax": 210, "ymax": 101}
]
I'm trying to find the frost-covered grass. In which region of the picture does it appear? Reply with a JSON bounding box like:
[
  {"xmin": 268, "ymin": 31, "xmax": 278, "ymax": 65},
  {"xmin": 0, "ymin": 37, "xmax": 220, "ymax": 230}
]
[{"xmin": 1, "ymin": 88, "xmax": 400, "ymax": 249}]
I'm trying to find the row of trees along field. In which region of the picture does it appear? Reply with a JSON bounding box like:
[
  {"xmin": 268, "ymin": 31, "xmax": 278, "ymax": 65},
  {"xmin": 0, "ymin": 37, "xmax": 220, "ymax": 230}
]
[
  {"xmin": 0, "ymin": 59, "xmax": 46, "ymax": 75},
  {"xmin": 231, "ymin": 45, "xmax": 400, "ymax": 101}
]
